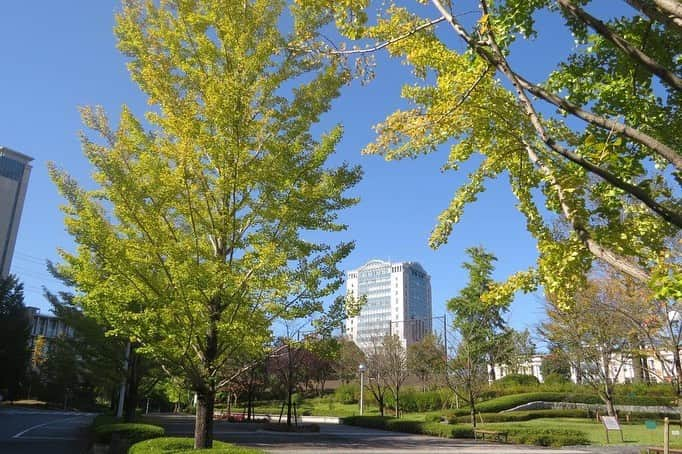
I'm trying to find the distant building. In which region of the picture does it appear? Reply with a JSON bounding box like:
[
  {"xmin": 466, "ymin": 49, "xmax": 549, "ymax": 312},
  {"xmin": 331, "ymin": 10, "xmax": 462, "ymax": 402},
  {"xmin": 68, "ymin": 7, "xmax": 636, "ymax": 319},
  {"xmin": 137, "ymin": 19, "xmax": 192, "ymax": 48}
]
[
  {"xmin": 26, "ymin": 306, "xmax": 72, "ymax": 346},
  {"xmin": 0, "ymin": 147, "xmax": 33, "ymax": 278},
  {"xmin": 491, "ymin": 355, "xmax": 545, "ymax": 383},
  {"xmin": 345, "ymin": 259, "xmax": 432, "ymax": 350}
]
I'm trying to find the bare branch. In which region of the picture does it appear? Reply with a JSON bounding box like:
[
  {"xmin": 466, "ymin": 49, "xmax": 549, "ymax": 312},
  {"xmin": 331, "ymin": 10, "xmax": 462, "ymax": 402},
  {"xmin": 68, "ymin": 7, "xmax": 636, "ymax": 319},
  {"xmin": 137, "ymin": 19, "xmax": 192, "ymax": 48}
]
[{"xmin": 331, "ymin": 17, "xmax": 446, "ymax": 55}]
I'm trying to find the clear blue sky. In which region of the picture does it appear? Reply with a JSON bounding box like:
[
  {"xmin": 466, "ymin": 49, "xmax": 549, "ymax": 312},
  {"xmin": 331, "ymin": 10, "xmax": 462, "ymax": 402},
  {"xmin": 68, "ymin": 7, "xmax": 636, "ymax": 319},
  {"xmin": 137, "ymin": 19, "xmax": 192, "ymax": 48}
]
[{"xmin": 2, "ymin": 1, "xmax": 628, "ymax": 335}]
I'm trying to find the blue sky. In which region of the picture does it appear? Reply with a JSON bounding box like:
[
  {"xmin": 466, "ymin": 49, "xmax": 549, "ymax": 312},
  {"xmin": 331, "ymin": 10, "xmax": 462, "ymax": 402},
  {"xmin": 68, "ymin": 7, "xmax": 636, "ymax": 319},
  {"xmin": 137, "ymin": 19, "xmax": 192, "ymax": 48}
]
[{"xmin": 2, "ymin": 1, "xmax": 625, "ymax": 338}]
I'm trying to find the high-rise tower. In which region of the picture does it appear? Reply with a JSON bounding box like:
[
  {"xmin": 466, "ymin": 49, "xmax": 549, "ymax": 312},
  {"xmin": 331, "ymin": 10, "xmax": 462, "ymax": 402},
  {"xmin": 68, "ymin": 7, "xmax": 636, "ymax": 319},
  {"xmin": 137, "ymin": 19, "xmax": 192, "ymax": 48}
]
[
  {"xmin": 345, "ymin": 259, "xmax": 432, "ymax": 350},
  {"xmin": 0, "ymin": 147, "xmax": 33, "ymax": 278}
]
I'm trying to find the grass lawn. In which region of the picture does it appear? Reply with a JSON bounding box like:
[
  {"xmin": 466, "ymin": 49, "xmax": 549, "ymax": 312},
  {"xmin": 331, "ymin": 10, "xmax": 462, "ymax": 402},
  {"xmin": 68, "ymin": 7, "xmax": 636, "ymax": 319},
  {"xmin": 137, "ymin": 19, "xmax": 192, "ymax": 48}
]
[{"xmin": 482, "ymin": 418, "xmax": 682, "ymax": 448}]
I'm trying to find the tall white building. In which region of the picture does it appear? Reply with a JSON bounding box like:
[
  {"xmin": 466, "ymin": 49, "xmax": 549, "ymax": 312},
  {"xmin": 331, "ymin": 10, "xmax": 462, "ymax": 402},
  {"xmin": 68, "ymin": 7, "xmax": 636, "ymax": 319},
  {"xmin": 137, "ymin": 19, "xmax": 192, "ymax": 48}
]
[
  {"xmin": 345, "ymin": 259, "xmax": 432, "ymax": 350},
  {"xmin": 0, "ymin": 147, "xmax": 33, "ymax": 278}
]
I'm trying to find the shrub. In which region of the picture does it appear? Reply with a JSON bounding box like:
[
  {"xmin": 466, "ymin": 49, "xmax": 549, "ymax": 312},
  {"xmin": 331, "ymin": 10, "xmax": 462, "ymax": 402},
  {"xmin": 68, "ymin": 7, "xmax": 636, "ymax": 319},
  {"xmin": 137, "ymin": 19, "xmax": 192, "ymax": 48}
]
[
  {"xmin": 543, "ymin": 373, "xmax": 570, "ymax": 385},
  {"xmin": 334, "ymin": 384, "xmax": 358, "ymax": 404},
  {"xmin": 93, "ymin": 423, "xmax": 164, "ymax": 445},
  {"xmin": 496, "ymin": 374, "xmax": 540, "ymax": 387},
  {"xmin": 342, "ymin": 416, "xmax": 473, "ymax": 439},
  {"xmin": 128, "ymin": 437, "xmax": 265, "ymax": 453},
  {"xmin": 399, "ymin": 389, "xmax": 447, "ymax": 412},
  {"xmin": 92, "ymin": 414, "xmax": 122, "ymax": 427},
  {"xmin": 494, "ymin": 425, "xmax": 589, "ymax": 447}
]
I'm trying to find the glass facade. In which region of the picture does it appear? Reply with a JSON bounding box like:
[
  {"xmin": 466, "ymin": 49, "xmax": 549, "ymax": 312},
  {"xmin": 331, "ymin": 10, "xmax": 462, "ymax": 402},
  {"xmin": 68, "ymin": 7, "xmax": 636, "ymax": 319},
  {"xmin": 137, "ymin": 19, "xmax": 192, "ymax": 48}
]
[
  {"xmin": 0, "ymin": 155, "xmax": 25, "ymax": 181},
  {"xmin": 346, "ymin": 259, "xmax": 432, "ymax": 349}
]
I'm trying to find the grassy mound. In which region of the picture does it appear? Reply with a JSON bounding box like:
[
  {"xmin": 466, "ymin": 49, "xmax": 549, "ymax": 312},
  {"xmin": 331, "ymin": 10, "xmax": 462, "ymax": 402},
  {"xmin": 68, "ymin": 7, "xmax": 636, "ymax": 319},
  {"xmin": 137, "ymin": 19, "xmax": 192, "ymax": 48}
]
[{"xmin": 128, "ymin": 437, "xmax": 265, "ymax": 453}]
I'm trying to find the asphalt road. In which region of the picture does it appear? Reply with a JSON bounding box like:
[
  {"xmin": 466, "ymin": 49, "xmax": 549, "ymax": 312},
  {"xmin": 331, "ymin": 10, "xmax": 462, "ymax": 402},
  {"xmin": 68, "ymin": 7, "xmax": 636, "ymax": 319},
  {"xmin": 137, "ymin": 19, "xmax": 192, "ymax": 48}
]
[
  {"xmin": 143, "ymin": 414, "xmax": 625, "ymax": 454},
  {"xmin": 0, "ymin": 407, "xmax": 94, "ymax": 454}
]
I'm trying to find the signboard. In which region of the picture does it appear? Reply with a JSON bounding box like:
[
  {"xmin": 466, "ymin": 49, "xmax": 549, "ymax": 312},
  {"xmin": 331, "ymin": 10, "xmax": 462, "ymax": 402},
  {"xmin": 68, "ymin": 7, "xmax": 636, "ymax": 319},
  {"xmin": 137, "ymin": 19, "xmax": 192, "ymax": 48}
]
[
  {"xmin": 601, "ymin": 416, "xmax": 621, "ymax": 431},
  {"xmin": 601, "ymin": 416, "xmax": 623, "ymax": 443}
]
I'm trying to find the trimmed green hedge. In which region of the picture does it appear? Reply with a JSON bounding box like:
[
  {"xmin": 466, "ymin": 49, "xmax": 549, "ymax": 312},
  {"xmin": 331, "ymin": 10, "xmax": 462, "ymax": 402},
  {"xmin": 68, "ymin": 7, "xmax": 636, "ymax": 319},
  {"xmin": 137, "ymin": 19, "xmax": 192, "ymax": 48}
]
[
  {"xmin": 491, "ymin": 425, "xmax": 589, "ymax": 447},
  {"xmin": 92, "ymin": 414, "xmax": 122, "ymax": 427},
  {"xmin": 342, "ymin": 415, "xmax": 473, "ymax": 439},
  {"xmin": 94, "ymin": 423, "xmax": 165, "ymax": 445},
  {"xmin": 447, "ymin": 392, "xmax": 600, "ymax": 417},
  {"xmin": 128, "ymin": 437, "xmax": 266, "ymax": 453},
  {"xmin": 448, "ymin": 409, "xmax": 590, "ymax": 424},
  {"xmin": 342, "ymin": 415, "xmax": 587, "ymax": 446}
]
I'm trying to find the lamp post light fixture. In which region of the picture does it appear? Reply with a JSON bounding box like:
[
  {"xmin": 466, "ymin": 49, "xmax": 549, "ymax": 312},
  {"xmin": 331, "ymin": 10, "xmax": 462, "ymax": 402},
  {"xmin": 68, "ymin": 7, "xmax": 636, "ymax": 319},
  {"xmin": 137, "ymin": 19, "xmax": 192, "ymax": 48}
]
[{"xmin": 358, "ymin": 363, "xmax": 366, "ymax": 415}]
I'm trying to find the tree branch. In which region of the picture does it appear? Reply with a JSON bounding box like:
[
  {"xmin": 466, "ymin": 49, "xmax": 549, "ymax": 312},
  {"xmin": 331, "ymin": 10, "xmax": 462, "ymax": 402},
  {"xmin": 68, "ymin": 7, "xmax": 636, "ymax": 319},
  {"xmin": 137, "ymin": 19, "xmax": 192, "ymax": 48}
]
[
  {"xmin": 330, "ymin": 17, "xmax": 446, "ymax": 55},
  {"xmin": 625, "ymin": 0, "xmax": 682, "ymax": 32},
  {"xmin": 557, "ymin": 0, "xmax": 682, "ymax": 92}
]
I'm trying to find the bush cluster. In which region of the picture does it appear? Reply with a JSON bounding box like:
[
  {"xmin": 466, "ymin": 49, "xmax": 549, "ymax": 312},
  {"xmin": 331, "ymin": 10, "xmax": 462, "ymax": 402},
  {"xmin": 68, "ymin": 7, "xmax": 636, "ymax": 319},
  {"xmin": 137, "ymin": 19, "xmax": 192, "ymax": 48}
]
[
  {"xmin": 93, "ymin": 423, "xmax": 165, "ymax": 445},
  {"xmin": 333, "ymin": 384, "xmax": 359, "ymax": 404},
  {"xmin": 398, "ymin": 389, "xmax": 449, "ymax": 413},
  {"xmin": 128, "ymin": 437, "xmax": 265, "ymax": 453}
]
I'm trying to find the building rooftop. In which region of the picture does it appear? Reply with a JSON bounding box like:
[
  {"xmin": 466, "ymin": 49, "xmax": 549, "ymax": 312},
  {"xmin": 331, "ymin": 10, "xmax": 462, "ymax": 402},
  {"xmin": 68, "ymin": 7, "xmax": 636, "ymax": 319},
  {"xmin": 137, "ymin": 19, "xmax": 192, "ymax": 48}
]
[{"xmin": 0, "ymin": 146, "xmax": 34, "ymax": 164}]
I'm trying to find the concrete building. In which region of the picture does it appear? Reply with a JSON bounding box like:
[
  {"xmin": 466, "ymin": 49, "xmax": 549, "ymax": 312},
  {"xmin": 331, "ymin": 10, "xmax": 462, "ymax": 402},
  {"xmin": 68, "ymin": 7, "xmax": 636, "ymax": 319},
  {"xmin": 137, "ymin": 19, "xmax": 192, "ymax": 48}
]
[
  {"xmin": 491, "ymin": 355, "xmax": 545, "ymax": 383},
  {"xmin": 26, "ymin": 307, "xmax": 73, "ymax": 351},
  {"xmin": 0, "ymin": 147, "xmax": 33, "ymax": 278},
  {"xmin": 345, "ymin": 259, "xmax": 432, "ymax": 350}
]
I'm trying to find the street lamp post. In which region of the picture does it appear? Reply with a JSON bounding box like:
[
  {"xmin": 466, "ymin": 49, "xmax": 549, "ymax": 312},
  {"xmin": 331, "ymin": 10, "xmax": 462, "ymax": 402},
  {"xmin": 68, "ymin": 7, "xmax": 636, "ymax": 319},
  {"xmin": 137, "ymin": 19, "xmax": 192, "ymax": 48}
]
[{"xmin": 358, "ymin": 363, "xmax": 366, "ymax": 416}]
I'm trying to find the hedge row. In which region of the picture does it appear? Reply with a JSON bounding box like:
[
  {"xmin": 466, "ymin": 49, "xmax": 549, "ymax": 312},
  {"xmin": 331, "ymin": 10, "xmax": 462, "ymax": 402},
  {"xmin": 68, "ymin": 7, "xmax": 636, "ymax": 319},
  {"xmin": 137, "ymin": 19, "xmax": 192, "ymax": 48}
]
[
  {"xmin": 495, "ymin": 425, "xmax": 589, "ymax": 447},
  {"xmin": 448, "ymin": 409, "xmax": 590, "ymax": 424},
  {"xmin": 443, "ymin": 391, "xmax": 674, "ymax": 417},
  {"xmin": 342, "ymin": 416, "xmax": 588, "ymax": 447},
  {"xmin": 446, "ymin": 392, "xmax": 599, "ymax": 416},
  {"xmin": 93, "ymin": 423, "xmax": 165, "ymax": 445},
  {"xmin": 342, "ymin": 416, "xmax": 473, "ymax": 438},
  {"xmin": 128, "ymin": 437, "xmax": 265, "ymax": 453}
]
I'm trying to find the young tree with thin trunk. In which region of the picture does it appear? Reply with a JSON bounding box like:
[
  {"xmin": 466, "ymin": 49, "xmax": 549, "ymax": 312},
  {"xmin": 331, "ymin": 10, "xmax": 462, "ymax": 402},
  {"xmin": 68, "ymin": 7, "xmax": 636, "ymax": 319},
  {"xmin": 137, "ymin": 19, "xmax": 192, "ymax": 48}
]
[
  {"xmin": 540, "ymin": 281, "xmax": 634, "ymax": 416},
  {"xmin": 447, "ymin": 247, "xmax": 513, "ymax": 383},
  {"xmin": 407, "ymin": 333, "xmax": 445, "ymax": 391},
  {"xmin": 381, "ymin": 335, "xmax": 408, "ymax": 418},
  {"xmin": 50, "ymin": 0, "xmax": 360, "ymax": 447}
]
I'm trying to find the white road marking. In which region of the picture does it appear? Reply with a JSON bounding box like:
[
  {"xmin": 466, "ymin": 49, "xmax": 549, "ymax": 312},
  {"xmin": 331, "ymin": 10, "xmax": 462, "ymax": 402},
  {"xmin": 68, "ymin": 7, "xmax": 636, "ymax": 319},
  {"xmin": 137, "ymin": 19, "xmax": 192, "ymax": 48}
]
[{"xmin": 12, "ymin": 416, "xmax": 83, "ymax": 439}]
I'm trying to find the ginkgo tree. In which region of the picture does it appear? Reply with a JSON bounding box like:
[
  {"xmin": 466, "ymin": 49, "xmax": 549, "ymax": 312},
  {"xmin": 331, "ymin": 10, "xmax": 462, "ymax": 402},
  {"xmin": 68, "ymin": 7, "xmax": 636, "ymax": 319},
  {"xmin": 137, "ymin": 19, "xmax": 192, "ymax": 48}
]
[
  {"xmin": 305, "ymin": 0, "xmax": 681, "ymax": 307},
  {"xmin": 50, "ymin": 0, "xmax": 361, "ymax": 448}
]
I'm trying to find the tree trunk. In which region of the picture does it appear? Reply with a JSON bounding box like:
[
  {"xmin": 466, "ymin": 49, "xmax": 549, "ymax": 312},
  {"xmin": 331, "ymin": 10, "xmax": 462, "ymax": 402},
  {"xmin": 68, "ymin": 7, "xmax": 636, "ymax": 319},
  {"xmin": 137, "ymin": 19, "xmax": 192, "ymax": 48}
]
[
  {"xmin": 124, "ymin": 347, "xmax": 139, "ymax": 422},
  {"xmin": 395, "ymin": 389, "xmax": 399, "ymax": 418},
  {"xmin": 194, "ymin": 390, "xmax": 215, "ymax": 449},
  {"xmin": 632, "ymin": 353, "xmax": 644, "ymax": 383},
  {"xmin": 195, "ymin": 300, "xmax": 219, "ymax": 448},
  {"xmin": 605, "ymin": 396, "xmax": 616, "ymax": 417},
  {"xmin": 469, "ymin": 389, "xmax": 477, "ymax": 428},
  {"xmin": 488, "ymin": 362, "xmax": 496, "ymax": 383}
]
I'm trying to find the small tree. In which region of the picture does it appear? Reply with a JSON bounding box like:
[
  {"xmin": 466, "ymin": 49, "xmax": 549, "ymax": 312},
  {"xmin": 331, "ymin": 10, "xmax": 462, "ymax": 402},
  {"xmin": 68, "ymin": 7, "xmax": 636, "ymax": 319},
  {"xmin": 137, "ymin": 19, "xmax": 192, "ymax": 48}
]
[
  {"xmin": 446, "ymin": 336, "xmax": 489, "ymax": 427},
  {"xmin": 501, "ymin": 329, "xmax": 536, "ymax": 375},
  {"xmin": 540, "ymin": 280, "xmax": 634, "ymax": 416},
  {"xmin": 447, "ymin": 247, "xmax": 513, "ymax": 383},
  {"xmin": 407, "ymin": 333, "xmax": 445, "ymax": 391},
  {"xmin": 0, "ymin": 275, "xmax": 30, "ymax": 400},
  {"xmin": 381, "ymin": 335, "xmax": 408, "ymax": 418},
  {"xmin": 335, "ymin": 339, "xmax": 365, "ymax": 384},
  {"xmin": 364, "ymin": 337, "xmax": 392, "ymax": 417}
]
